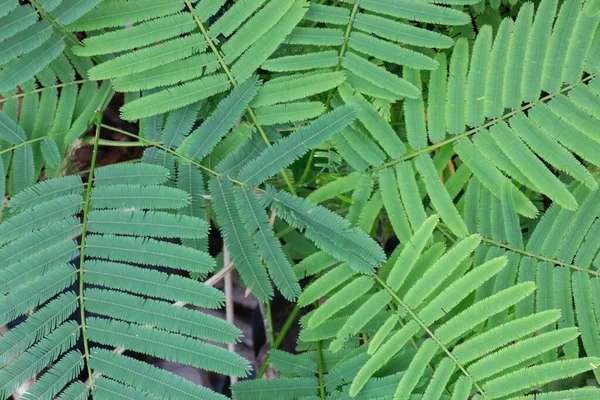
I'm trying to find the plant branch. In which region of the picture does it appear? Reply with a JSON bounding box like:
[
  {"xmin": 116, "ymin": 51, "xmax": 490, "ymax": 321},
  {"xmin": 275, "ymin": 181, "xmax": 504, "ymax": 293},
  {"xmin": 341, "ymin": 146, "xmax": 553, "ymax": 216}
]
[
  {"xmin": 98, "ymin": 123, "xmax": 225, "ymax": 179},
  {"xmin": 372, "ymin": 74, "xmax": 596, "ymax": 172},
  {"xmin": 183, "ymin": 0, "xmax": 298, "ymax": 196},
  {"xmin": 300, "ymin": 0, "xmax": 361, "ymax": 185},
  {"xmin": 374, "ymin": 274, "xmax": 488, "ymax": 398},
  {"xmin": 79, "ymin": 112, "xmax": 103, "ymax": 392},
  {"xmin": 315, "ymin": 302, "xmax": 326, "ymax": 400},
  {"xmin": 223, "ymin": 245, "xmax": 238, "ymax": 385},
  {"xmin": 437, "ymin": 222, "xmax": 600, "ymax": 277},
  {"xmin": 256, "ymin": 304, "xmax": 301, "ymax": 378}
]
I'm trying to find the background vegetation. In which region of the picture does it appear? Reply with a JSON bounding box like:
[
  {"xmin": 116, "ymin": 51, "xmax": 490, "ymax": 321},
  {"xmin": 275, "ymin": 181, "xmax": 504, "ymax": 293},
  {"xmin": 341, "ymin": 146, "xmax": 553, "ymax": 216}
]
[{"xmin": 1, "ymin": 0, "xmax": 600, "ymax": 398}]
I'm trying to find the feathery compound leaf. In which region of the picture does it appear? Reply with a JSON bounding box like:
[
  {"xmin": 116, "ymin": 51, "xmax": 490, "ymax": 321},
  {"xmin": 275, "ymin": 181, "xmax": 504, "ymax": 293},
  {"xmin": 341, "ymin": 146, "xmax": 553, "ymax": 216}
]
[
  {"xmin": 0, "ymin": 240, "xmax": 79, "ymax": 294},
  {"xmin": 378, "ymin": 167, "xmax": 412, "ymax": 243},
  {"xmin": 113, "ymin": 53, "xmax": 218, "ymax": 93},
  {"xmin": 94, "ymin": 377, "xmax": 159, "ymax": 400},
  {"xmin": 0, "ymin": 321, "xmax": 79, "ymax": 399},
  {"xmin": 20, "ymin": 350, "xmax": 83, "ymax": 400},
  {"xmin": 454, "ymin": 309, "xmax": 561, "ymax": 364},
  {"xmin": 428, "ymin": 53, "xmax": 448, "ymax": 143},
  {"xmin": 489, "ymin": 122, "xmax": 577, "ymax": 210},
  {"xmin": 307, "ymin": 276, "xmax": 373, "ymax": 328},
  {"xmin": 468, "ymin": 328, "xmax": 580, "ymax": 381},
  {"xmin": 209, "ymin": 177, "xmax": 273, "ymax": 301},
  {"xmin": 93, "ymin": 163, "xmax": 170, "ymax": 187},
  {"xmin": 298, "ymin": 263, "xmax": 355, "ymax": 307},
  {"xmin": 8, "ymin": 175, "xmax": 83, "ymax": 212},
  {"xmin": 0, "ymin": 33, "xmax": 65, "ymax": 93},
  {"xmin": 230, "ymin": 0, "xmax": 308, "ymax": 82},
  {"xmin": 349, "ymin": 321, "xmax": 420, "ymax": 396},
  {"xmin": 403, "ymin": 68, "xmax": 428, "ymax": 150},
  {"xmin": 90, "ymin": 184, "xmax": 190, "ymax": 210},
  {"xmin": 342, "ymin": 52, "xmax": 420, "ymax": 99},
  {"xmin": 76, "ymin": 13, "xmax": 196, "ymax": 56},
  {"xmin": 265, "ymin": 189, "xmax": 386, "ymax": 273},
  {"xmin": 395, "ymin": 161, "xmax": 428, "ymax": 231},
  {"xmin": 251, "ymin": 71, "xmax": 344, "ymax": 107},
  {"xmin": 87, "ymin": 209, "xmax": 208, "ymax": 238},
  {"xmin": 235, "ymin": 186, "xmax": 301, "ymax": 301},
  {"xmin": 120, "ymin": 73, "xmax": 231, "ymax": 121},
  {"xmin": 394, "ymin": 339, "xmax": 438, "ymax": 400},
  {"xmin": 509, "ymin": 112, "xmax": 597, "ymax": 190},
  {"xmin": 466, "ymin": 25, "xmax": 492, "ymax": 128},
  {"xmin": 10, "ymin": 143, "xmax": 35, "ymax": 195},
  {"xmin": 255, "ymin": 101, "xmax": 325, "ymax": 125},
  {"xmin": 87, "ymin": 318, "xmax": 250, "ymax": 376},
  {"xmin": 221, "ymin": 0, "xmax": 297, "ymax": 62},
  {"xmin": 541, "ymin": 0, "xmax": 583, "ymax": 93},
  {"xmin": 65, "ymin": 0, "xmax": 184, "ymax": 30},
  {"xmin": 0, "ymin": 156, "xmax": 4, "ymax": 201},
  {"xmin": 502, "ymin": 2, "xmax": 533, "ymax": 110},
  {"xmin": 178, "ymin": 76, "xmax": 260, "ymax": 161},
  {"xmin": 351, "ymin": 0, "xmax": 469, "ymax": 25},
  {"xmin": 85, "ymin": 260, "xmax": 224, "ymax": 308},
  {"xmin": 85, "ymin": 234, "xmax": 215, "ymax": 274},
  {"xmin": 88, "ymin": 32, "xmax": 208, "ymax": 80},
  {"xmin": 262, "ymin": 50, "xmax": 339, "ymax": 72},
  {"xmin": 522, "ymin": 0, "xmax": 558, "ymax": 101},
  {"xmin": 338, "ymin": 84, "xmax": 406, "ymax": 158},
  {"xmin": 0, "ymin": 293, "xmax": 77, "ymax": 366},
  {"xmin": 481, "ymin": 358, "xmax": 600, "ymax": 399},
  {"xmin": 485, "ymin": 17, "xmax": 513, "ymax": 118},
  {"xmin": 353, "ymin": 13, "xmax": 453, "ymax": 48},
  {"xmin": 387, "ymin": 214, "xmax": 439, "ymax": 291},
  {"xmin": 332, "ymin": 289, "xmax": 391, "ymax": 352},
  {"xmin": 435, "ymin": 282, "xmax": 536, "ymax": 344},
  {"xmin": 455, "ymin": 137, "xmax": 538, "ymax": 217},
  {"xmin": 85, "ymin": 289, "xmax": 240, "ymax": 343},
  {"xmin": 446, "ymin": 38, "xmax": 468, "ymax": 135},
  {"xmin": 232, "ymin": 377, "xmax": 318, "ymax": 400},
  {"xmin": 415, "ymin": 155, "xmax": 468, "ymax": 237},
  {"xmin": 348, "ymin": 31, "xmax": 438, "ymax": 70},
  {"xmin": 0, "ymin": 194, "xmax": 82, "ymax": 245},
  {"xmin": 404, "ymin": 234, "xmax": 481, "ymax": 308},
  {"xmin": 420, "ymin": 257, "xmax": 508, "ymax": 326},
  {"xmin": 238, "ymin": 104, "xmax": 358, "ymax": 186},
  {"xmin": 304, "ymin": 3, "xmax": 349, "ymax": 24},
  {"xmin": 269, "ymin": 350, "xmax": 317, "ymax": 377},
  {"xmin": 0, "ymin": 111, "xmax": 25, "ymax": 144},
  {"xmin": 90, "ymin": 349, "xmax": 228, "ymax": 400}
]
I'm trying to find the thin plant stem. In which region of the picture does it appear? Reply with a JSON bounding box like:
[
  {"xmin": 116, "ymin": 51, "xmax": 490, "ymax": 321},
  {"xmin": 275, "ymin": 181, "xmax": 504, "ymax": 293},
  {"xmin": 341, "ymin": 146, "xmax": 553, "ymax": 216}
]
[
  {"xmin": 371, "ymin": 74, "xmax": 595, "ymax": 172},
  {"xmin": 256, "ymin": 304, "xmax": 301, "ymax": 378},
  {"xmin": 223, "ymin": 246, "xmax": 238, "ymax": 385},
  {"xmin": 98, "ymin": 123, "xmax": 224, "ymax": 179},
  {"xmin": 437, "ymin": 222, "xmax": 600, "ymax": 277},
  {"xmin": 79, "ymin": 112, "xmax": 103, "ymax": 393},
  {"xmin": 314, "ymin": 301, "xmax": 326, "ymax": 400}
]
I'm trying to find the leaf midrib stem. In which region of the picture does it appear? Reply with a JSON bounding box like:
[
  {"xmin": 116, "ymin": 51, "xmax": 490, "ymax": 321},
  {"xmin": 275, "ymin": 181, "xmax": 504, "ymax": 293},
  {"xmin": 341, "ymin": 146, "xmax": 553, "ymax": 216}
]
[
  {"xmin": 78, "ymin": 113, "xmax": 103, "ymax": 392},
  {"xmin": 183, "ymin": 0, "xmax": 297, "ymax": 195}
]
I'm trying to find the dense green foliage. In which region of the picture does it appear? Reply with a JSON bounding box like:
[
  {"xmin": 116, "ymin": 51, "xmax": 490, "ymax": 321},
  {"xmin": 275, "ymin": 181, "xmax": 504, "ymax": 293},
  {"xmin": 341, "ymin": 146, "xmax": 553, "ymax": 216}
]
[{"xmin": 1, "ymin": 0, "xmax": 600, "ymax": 398}]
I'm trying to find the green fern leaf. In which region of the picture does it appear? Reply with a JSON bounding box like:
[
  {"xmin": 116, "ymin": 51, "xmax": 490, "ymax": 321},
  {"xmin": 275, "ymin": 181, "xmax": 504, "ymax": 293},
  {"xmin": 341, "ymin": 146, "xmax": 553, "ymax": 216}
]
[{"xmin": 238, "ymin": 104, "xmax": 358, "ymax": 186}]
